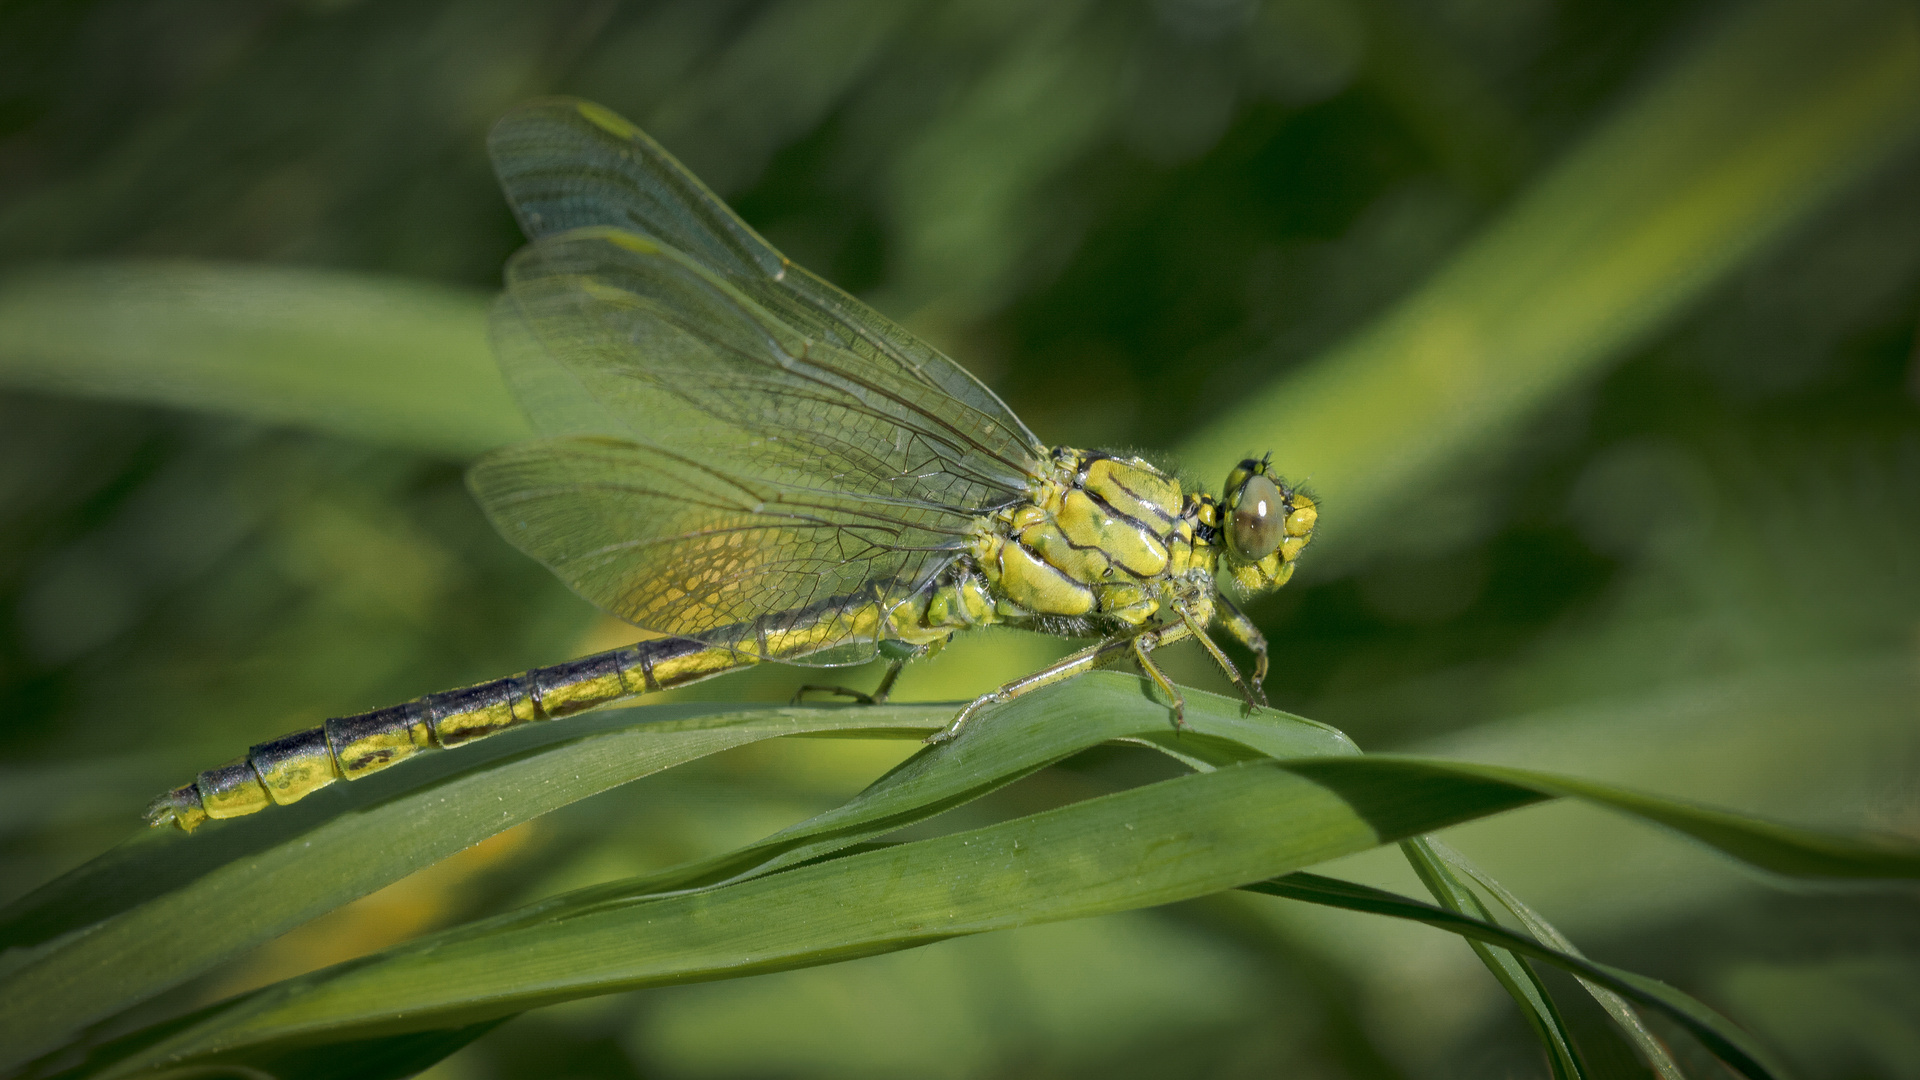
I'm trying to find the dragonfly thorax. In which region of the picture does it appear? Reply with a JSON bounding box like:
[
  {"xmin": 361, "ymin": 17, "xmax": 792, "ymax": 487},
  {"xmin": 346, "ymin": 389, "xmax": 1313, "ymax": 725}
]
[{"xmin": 883, "ymin": 448, "xmax": 1314, "ymax": 646}]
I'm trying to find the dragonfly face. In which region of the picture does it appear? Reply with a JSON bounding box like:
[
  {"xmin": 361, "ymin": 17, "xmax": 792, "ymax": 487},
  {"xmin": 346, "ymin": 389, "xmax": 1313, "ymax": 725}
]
[
  {"xmin": 1217, "ymin": 455, "xmax": 1318, "ymax": 595},
  {"xmin": 145, "ymin": 97, "xmax": 1316, "ymax": 830}
]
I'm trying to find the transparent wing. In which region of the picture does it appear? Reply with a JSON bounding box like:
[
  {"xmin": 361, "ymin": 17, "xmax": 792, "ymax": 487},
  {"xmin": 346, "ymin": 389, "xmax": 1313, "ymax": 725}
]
[
  {"xmin": 478, "ymin": 100, "xmax": 1050, "ymax": 658},
  {"xmin": 495, "ymin": 226, "xmax": 1037, "ymax": 513},
  {"xmin": 487, "ymin": 97, "xmax": 1042, "ymax": 454},
  {"xmin": 470, "ymin": 437, "xmax": 970, "ymax": 664},
  {"xmin": 476, "ymin": 226, "xmax": 1034, "ymax": 660}
]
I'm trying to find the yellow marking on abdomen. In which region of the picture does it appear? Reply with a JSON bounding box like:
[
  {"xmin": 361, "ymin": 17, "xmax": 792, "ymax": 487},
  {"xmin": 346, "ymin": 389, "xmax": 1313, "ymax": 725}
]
[{"xmin": 146, "ymin": 618, "xmax": 877, "ymax": 830}]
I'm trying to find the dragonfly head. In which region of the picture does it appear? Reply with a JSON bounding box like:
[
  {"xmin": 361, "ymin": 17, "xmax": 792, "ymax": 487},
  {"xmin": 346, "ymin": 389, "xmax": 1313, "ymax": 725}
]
[{"xmin": 1218, "ymin": 455, "xmax": 1315, "ymax": 593}]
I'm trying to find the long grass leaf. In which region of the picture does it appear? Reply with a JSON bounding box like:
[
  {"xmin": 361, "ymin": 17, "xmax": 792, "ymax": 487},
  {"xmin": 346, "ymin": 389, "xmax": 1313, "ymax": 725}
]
[
  {"xmin": 0, "ymin": 261, "xmax": 521, "ymax": 456},
  {"xmin": 1283, "ymin": 756, "xmax": 1920, "ymax": 880},
  {"xmin": 1428, "ymin": 839, "xmax": 1687, "ymax": 1080},
  {"xmin": 0, "ymin": 701, "xmax": 947, "ymax": 1073},
  {"xmin": 73, "ymin": 740, "xmax": 1917, "ymax": 1073},
  {"xmin": 14, "ymin": 678, "xmax": 1915, "ymax": 1075},
  {"xmin": 510, "ymin": 677, "xmax": 1357, "ymax": 912},
  {"xmin": 1401, "ymin": 839, "xmax": 1589, "ymax": 1080},
  {"xmin": 0, "ymin": 676, "xmax": 1353, "ymax": 1074},
  {"xmin": 1244, "ymin": 872, "xmax": 1797, "ymax": 1080},
  {"xmin": 77, "ymin": 759, "xmax": 1463, "ymax": 1074}
]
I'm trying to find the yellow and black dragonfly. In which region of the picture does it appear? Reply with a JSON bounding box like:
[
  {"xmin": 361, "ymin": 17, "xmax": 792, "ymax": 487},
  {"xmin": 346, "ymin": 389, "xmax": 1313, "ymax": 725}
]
[{"xmin": 147, "ymin": 99, "xmax": 1316, "ymax": 831}]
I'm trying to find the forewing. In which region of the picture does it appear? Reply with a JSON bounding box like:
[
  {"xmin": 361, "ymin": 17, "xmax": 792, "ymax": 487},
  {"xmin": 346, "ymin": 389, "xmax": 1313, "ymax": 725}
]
[
  {"xmin": 487, "ymin": 97, "xmax": 1043, "ymax": 456},
  {"xmin": 469, "ymin": 437, "xmax": 970, "ymax": 664},
  {"xmin": 497, "ymin": 226, "xmax": 1035, "ymax": 515}
]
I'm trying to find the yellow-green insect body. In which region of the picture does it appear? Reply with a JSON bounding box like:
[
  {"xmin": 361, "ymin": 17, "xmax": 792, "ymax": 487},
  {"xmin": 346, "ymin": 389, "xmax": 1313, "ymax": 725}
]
[{"xmin": 144, "ymin": 99, "xmax": 1318, "ymax": 833}]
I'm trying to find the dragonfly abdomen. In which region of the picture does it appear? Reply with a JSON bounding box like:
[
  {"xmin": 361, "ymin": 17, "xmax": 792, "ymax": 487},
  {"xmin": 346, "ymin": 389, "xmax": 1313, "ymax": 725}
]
[{"xmin": 144, "ymin": 635, "xmax": 750, "ymax": 831}]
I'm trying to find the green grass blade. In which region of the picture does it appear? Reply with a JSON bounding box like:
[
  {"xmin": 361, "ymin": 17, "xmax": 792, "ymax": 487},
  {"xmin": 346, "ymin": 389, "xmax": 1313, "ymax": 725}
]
[
  {"xmin": 1244, "ymin": 872, "xmax": 1797, "ymax": 1080},
  {"xmin": 0, "ymin": 675, "xmax": 1349, "ymax": 1074},
  {"xmin": 230, "ymin": 1021, "xmax": 509, "ymax": 1080},
  {"xmin": 1285, "ymin": 756, "xmax": 1920, "ymax": 880},
  {"xmin": 13, "ymin": 678, "xmax": 1914, "ymax": 1076},
  {"xmin": 73, "ymin": 734, "xmax": 1917, "ymax": 1073},
  {"xmin": 0, "ymin": 261, "xmax": 523, "ymax": 456},
  {"xmin": 514, "ymin": 675, "xmax": 1357, "ymax": 910},
  {"xmin": 36, "ymin": 1012, "xmax": 507, "ymax": 1080},
  {"xmin": 0, "ymin": 701, "xmax": 949, "ymax": 1075},
  {"xmin": 1428, "ymin": 839, "xmax": 1686, "ymax": 1080},
  {"xmin": 1401, "ymin": 838, "xmax": 1589, "ymax": 1080},
  {"xmin": 1180, "ymin": 0, "xmax": 1920, "ymax": 561},
  {"xmin": 75, "ymin": 760, "xmax": 1446, "ymax": 1074}
]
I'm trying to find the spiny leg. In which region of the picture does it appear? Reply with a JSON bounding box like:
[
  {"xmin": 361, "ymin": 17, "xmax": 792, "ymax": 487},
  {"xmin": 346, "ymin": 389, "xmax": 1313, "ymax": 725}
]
[
  {"xmin": 1174, "ymin": 603, "xmax": 1258, "ymax": 709},
  {"xmin": 791, "ymin": 638, "xmax": 934, "ymax": 706},
  {"xmin": 927, "ymin": 639, "xmax": 1122, "ymax": 743},
  {"xmin": 1214, "ymin": 592, "xmax": 1270, "ymax": 706},
  {"xmin": 927, "ymin": 622, "xmax": 1195, "ymax": 744},
  {"xmin": 867, "ymin": 659, "xmax": 906, "ymax": 702},
  {"xmin": 1130, "ymin": 631, "xmax": 1187, "ymax": 730},
  {"xmin": 792, "ymin": 659, "xmax": 906, "ymax": 706}
]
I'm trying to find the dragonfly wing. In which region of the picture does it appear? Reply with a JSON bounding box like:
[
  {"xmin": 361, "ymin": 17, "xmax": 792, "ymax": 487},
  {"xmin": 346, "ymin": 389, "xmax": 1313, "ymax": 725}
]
[
  {"xmin": 470, "ymin": 436, "xmax": 968, "ymax": 664},
  {"xmin": 477, "ymin": 227, "xmax": 1026, "ymax": 659},
  {"xmin": 490, "ymin": 288, "xmax": 617, "ymax": 439},
  {"xmin": 496, "ymin": 225, "xmax": 1036, "ymax": 508},
  {"xmin": 488, "ymin": 97, "xmax": 1043, "ymax": 455}
]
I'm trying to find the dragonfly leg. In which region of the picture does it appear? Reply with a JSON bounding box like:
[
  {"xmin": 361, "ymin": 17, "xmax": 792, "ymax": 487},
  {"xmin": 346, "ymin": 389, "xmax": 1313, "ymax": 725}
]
[
  {"xmin": 1130, "ymin": 632, "xmax": 1187, "ymax": 730},
  {"xmin": 791, "ymin": 685, "xmax": 874, "ymax": 705},
  {"xmin": 1213, "ymin": 592, "xmax": 1270, "ymax": 706},
  {"xmin": 1175, "ymin": 603, "xmax": 1257, "ymax": 709},
  {"xmin": 928, "ymin": 622, "xmax": 1199, "ymax": 743},
  {"xmin": 927, "ymin": 633, "xmax": 1135, "ymax": 743},
  {"xmin": 869, "ymin": 659, "xmax": 906, "ymax": 703},
  {"xmin": 791, "ymin": 659, "xmax": 908, "ymax": 706}
]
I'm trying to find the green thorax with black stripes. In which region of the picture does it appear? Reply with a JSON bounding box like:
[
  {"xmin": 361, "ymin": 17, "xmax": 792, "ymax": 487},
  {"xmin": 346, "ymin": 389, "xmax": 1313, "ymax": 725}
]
[{"xmin": 885, "ymin": 448, "xmax": 1226, "ymax": 643}]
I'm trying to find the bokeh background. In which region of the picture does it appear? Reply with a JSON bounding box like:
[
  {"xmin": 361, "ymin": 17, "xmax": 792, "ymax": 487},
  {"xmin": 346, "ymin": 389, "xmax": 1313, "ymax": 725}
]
[{"xmin": 3, "ymin": 0, "xmax": 1919, "ymax": 1076}]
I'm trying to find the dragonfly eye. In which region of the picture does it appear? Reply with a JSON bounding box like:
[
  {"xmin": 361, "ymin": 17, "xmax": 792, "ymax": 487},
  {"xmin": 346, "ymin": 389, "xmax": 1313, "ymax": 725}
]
[{"xmin": 1225, "ymin": 473, "xmax": 1284, "ymax": 562}]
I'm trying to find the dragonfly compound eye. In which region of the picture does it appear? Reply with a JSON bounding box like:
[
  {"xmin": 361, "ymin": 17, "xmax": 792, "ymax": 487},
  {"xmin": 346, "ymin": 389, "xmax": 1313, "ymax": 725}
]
[{"xmin": 1226, "ymin": 473, "xmax": 1284, "ymax": 562}]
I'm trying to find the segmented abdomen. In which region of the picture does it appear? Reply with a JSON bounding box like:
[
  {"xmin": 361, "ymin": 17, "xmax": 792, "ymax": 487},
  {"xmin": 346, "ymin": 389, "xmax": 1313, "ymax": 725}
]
[{"xmin": 145, "ymin": 635, "xmax": 745, "ymax": 831}]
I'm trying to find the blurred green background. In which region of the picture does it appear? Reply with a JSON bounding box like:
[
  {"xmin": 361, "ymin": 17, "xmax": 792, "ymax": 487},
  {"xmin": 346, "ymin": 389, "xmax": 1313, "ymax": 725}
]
[{"xmin": 2, "ymin": 0, "xmax": 1918, "ymax": 1077}]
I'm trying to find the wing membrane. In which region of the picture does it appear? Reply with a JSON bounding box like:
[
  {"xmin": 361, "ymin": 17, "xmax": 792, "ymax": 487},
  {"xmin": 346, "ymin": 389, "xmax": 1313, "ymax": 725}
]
[
  {"xmin": 478, "ymin": 227, "xmax": 1025, "ymax": 657},
  {"xmin": 496, "ymin": 227, "xmax": 1034, "ymax": 510},
  {"xmin": 478, "ymin": 100, "xmax": 1049, "ymax": 656},
  {"xmin": 470, "ymin": 437, "xmax": 968, "ymax": 663},
  {"xmin": 487, "ymin": 97, "xmax": 1042, "ymax": 454}
]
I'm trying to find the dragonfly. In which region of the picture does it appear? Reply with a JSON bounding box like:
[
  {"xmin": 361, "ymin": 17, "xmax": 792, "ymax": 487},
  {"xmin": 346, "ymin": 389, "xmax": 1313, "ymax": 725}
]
[{"xmin": 146, "ymin": 98, "xmax": 1316, "ymax": 832}]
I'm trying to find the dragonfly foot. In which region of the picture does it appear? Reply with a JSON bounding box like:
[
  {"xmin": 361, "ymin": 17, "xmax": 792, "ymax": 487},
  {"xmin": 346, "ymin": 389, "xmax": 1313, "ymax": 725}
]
[
  {"xmin": 791, "ymin": 685, "xmax": 876, "ymax": 706},
  {"xmin": 928, "ymin": 692, "xmax": 1002, "ymax": 743}
]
